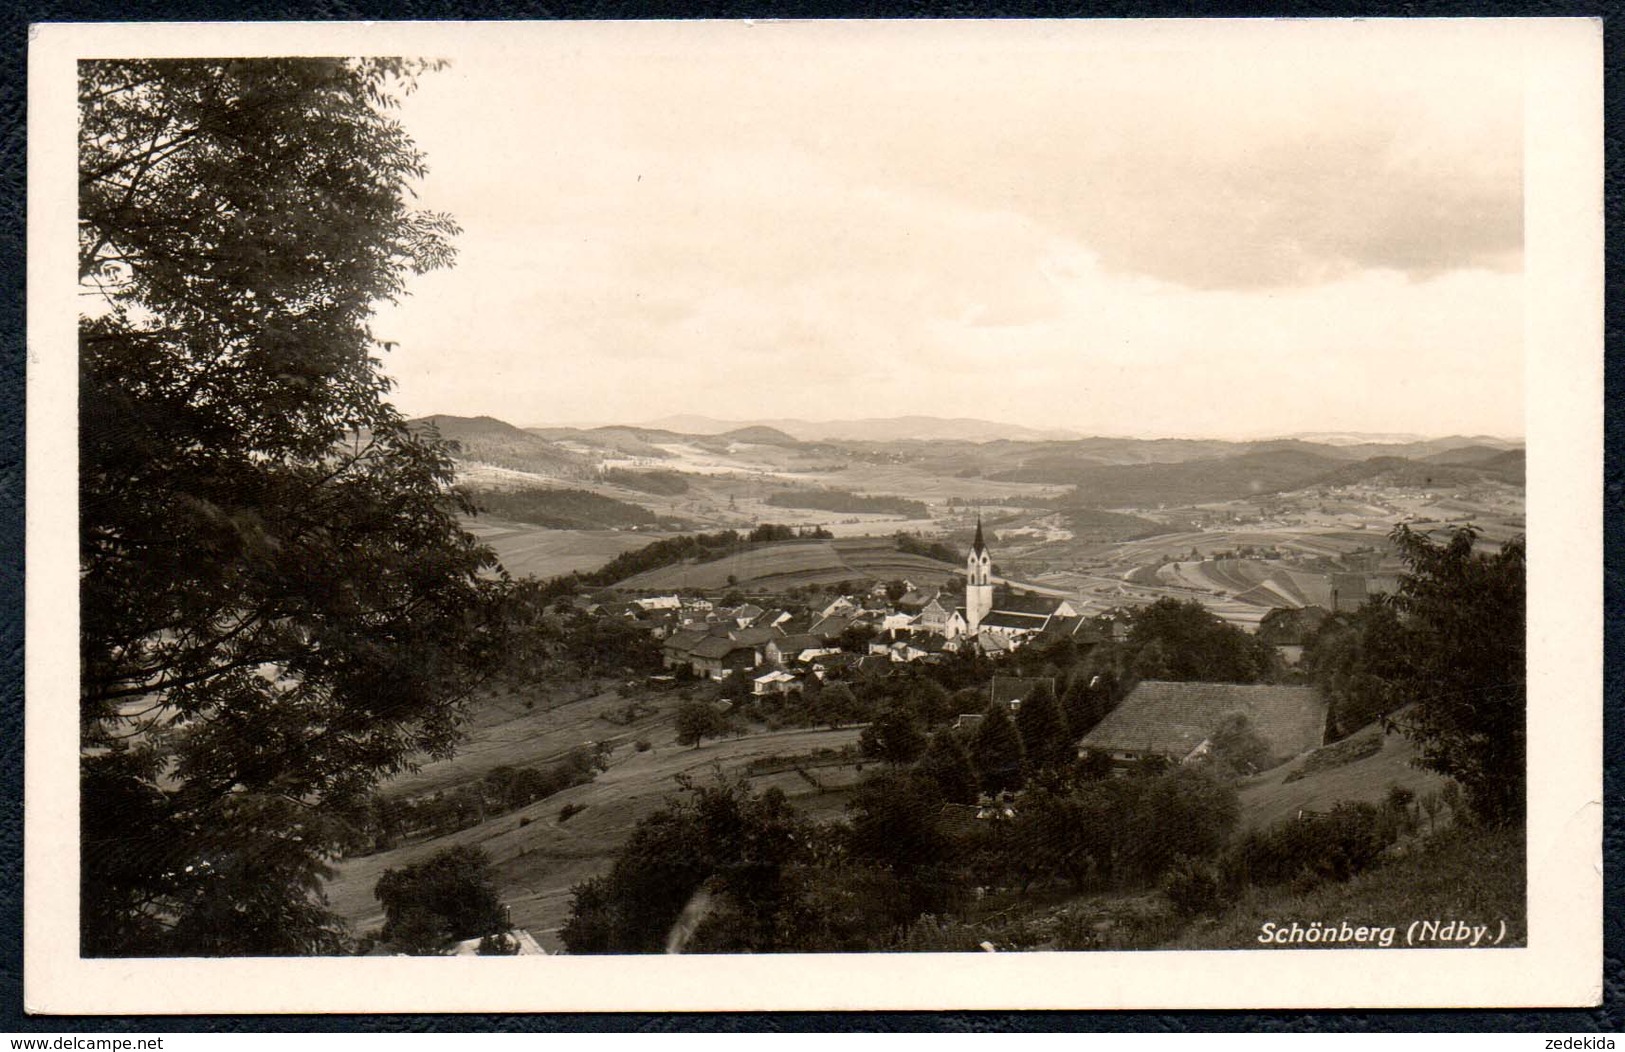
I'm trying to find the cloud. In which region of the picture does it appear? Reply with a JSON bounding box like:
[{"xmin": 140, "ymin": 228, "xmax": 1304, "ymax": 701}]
[{"xmin": 373, "ymin": 23, "xmax": 1527, "ymax": 436}]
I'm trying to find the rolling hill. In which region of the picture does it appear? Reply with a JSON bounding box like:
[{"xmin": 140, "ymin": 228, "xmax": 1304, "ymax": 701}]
[
  {"xmin": 412, "ymin": 415, "xmax": 587, "ymax": 476},
  {"xmin": 613, "ymin": 536, "xmax": 963, "ymax": 592},
  {"xmin": 1004, "ymin": 448, "xmax": 1343, "ymax": 507}
]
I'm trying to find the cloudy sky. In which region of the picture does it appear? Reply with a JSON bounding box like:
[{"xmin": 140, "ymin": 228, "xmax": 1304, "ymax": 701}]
[{"xmin": 371, "ymin": 20, "xmax": 1526, "ymax": 439}]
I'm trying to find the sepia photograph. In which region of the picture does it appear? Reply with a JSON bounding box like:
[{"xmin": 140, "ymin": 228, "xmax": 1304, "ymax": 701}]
[{"xmin": 26, "ymin": 18, "xmax": 1602, "ymax": 1013}]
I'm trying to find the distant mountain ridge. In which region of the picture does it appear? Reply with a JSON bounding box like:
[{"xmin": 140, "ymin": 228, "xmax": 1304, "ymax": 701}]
[
  {"xmin": 419, "ymin": 412, "xmax": 1523, "ymax": 515},
  {"xmin": 606, "ymin": 414, "xmax": 1085, "ymax": 444},
  {"xmin": 538, "ymin": 413, "xmax": 1521, "ymax": 449}
]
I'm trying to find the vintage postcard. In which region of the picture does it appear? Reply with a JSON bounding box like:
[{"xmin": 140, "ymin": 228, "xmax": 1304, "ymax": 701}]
[{"xmin": 26, "ymin": 18, "xmax": 1603, "ymax": 1012}]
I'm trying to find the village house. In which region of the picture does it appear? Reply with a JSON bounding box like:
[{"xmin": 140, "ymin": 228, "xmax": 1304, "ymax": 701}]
[
  {"xmin": 661, "ymin": 622, "xmax": 784, "ymax": 680},
  {"xmin": 764, "ymin": 632, "xmax": 830, "ymax": 667},
  {"xmin": 750, "ymin": 669, "xmax": 802, "ymax": 697},
  {"xmin": 685, "ymin": 635, "xmax": 759, "ymax": 680}
]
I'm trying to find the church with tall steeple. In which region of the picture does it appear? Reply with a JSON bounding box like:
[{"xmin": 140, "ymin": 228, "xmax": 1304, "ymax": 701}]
[
  {"xmin": 965, "ymin": 515, "xmax": 995, "ymax": 633},
  {"xmin": 939, "ymin": 513, "xmax": 1081, "ymax": 651}
]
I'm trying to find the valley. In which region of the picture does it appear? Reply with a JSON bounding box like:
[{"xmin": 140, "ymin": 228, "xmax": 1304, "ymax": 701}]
[{"xmin": 425, "ymin": 413, "xmax": 1523, "ymax": 631}]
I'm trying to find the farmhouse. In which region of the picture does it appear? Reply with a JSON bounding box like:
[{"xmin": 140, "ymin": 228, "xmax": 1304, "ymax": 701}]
[
  {"xmin": 661, "ymin": 623, "xmax": 783, "ymax": 679},
  {"xmin": 686, "ymin": 635, "xmax": 759, "ymax": 680},
  {"xmin": 1076, "ymin": 680, "xmax": 1327, "ymax": 772}
]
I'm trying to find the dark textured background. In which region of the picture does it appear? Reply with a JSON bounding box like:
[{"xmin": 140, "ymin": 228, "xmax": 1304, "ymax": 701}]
[{"xmin": 0, "ymin": 1, "xmax": 1617, "ymax": 1033}]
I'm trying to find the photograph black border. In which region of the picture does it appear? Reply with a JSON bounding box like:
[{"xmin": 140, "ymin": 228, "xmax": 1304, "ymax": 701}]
[{"xmin": 1, "ymin": 0, "xmax": 1617, "ymax": 1033}]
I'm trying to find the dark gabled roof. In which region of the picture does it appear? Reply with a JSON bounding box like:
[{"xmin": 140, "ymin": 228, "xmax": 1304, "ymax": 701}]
[
  {"xmin": 729, "ymin": 625, "xmax": 783, "ymax": 647},
  {"xmin": 854, "ymin": 654, "xmax": 892, "ymax": 676},
  {"xmin": 979, "ymin": 610, "xmax": 1051, "ymax": 631},
  {"xmin": 771, "ymin": 633, "xmax": 824, "ymax": 655},
  {"xmin": 976, "ymin": 633, "xmax": 1011, "ymax": 654},
  {"xmin": 1037, "ymin": 614, "xmax": 1083, "ymax": 641},
  {"xmin": 989, "ymin": 676, "xmax": 1055, "ymax": 705},
  {"xmin": 662, "ymin": 628, "xmax": 711, "ymax": 654},
  {"xmin": 897, "ymin": 588, "xmax": 939, "ymax": 609},
  {"xmin": 735, "ymin": 603, "xmax": 766, "ymax": 620},
  {"xmin": 812, "ymin": 652, "xmax": 858, "ymax": 669},
  {"xmin": 995, "ymin": 592, "xmax": 1068, "ymax": 616},
  {"xmin": 752, "ymin": 609, "xmax": 791, "ymax": 628},
  {"xmin": 1078, "ymin": 681, "xmax": 1326, "ymax": 760},
  {"xmin": 809, "ymin": 615, "xmax": 854, "ymax": 640},
  {"xmin": 690, "ymin": 635, "xmax": 752, "ymax": 660}
]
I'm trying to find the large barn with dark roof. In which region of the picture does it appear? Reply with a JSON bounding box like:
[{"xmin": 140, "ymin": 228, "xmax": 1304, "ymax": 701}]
[{"xmin": 1077, "ymin": 680, "xmax": 1327, "ymax": 770}]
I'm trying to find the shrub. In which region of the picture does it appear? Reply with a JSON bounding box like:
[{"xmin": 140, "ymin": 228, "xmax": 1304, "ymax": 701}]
[
  {"xmin": 634, "ymin": 739, "xmax": 652, "ymax": 752},
  {"xmin": 477, "ymin": 932, "xmax": 520, "ymax": 955},
  {"xmin": 1161, "ymin": 856, "xmax": 1230, "ymax": 918},
  {"xmin": 558, "ymin": 802, "xmax": 586, "ymax": 823},
  {"xmin": 1225, "ymin": 801, "xmax": 1395, "ymax": 893},
  {"xmin": 1054, "ymin": 899, "xmax": 1182, "ymax": 951}
]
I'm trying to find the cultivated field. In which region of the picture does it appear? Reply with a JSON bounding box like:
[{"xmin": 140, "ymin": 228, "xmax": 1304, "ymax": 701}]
[
  {"xmin": 614, "ymin": 537, "xmax": 965, "ymax": 592},
  {"xmin": 461, "ymin": 518, "xmax": 664, "ymax": 580}
]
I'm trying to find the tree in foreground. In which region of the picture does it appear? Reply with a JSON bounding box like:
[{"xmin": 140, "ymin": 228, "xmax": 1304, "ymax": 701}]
[
  {"xmin": 374, "ymin": 846, "xmax": 507, "ymax": 954},
  {"xmin": 1388, "ymin": 525, "xmax": 1526, "ymax": 826},
  {"xmin": 78, "ymin": 59, "xmax": 509, "ymax": 956},
  {"xmin": 561, "ymin": 774, "xmax": 807, "ymax": 953}
]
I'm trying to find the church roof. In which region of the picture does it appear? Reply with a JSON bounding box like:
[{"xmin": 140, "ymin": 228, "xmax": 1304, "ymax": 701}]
[
  {"xmin": 979, "ymin": 610, "xmax": 1051, "ymax": 631},
  {"xmin": 971, "ymin": 516, "xmax": 988, "ymax": 555},
  {"xmin": 996, "ymin": 592, "xmax": 1068, "ymax": 616}
]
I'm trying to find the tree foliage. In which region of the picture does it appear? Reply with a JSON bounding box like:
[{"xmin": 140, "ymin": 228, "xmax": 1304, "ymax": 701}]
[
  {"xmin": 859, "ymin": 703, "xmax": 927, "ymax": 766},
  {"xmin": 674, "ymin": 700, "xmax": 728, "ymax": 748},
  {"xmin": 1304, "ymin": 602, "xmax": 1413, "ymax": 738},
  {"xmin": 374, "ymin": 846, "xmax": 506, "ymax": 952},
  {"xmin": 561, "ymin": 775, "xmax": 807, "ymax": 954},
  {"xmin": 913, "ymin": 730, "xmax": 979, "ymax": 805},
  {"xmin": 969, "ymin": 703, "xmax": 1025, "ymax": 794},
  {"xmin": 1388, "ymin": 526, "xmax": 1526, "ymax": 825},
  {"xmin": 1303, "ymin": 525, "xmax": 1526, "ymax": 824},
  {"xmin": 1124, "ymin": 598, "xmax": 1274, "ymax": 683},
  {"xmin": 1013, "ymin": 680, "xmax": 1073, "ymax": 773},
  {"xmin": 78, "ymin": 58, "xmax": 508, "ymax": 956}
]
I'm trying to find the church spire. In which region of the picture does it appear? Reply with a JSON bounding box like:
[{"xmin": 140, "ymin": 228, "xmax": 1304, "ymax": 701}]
[{"xmin": 972, "ymin": 514, "xmax": 987, "ymax": 555}]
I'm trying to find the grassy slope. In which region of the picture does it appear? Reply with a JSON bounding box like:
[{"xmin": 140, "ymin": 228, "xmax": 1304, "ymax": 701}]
[
  {"xmin": 462, "ymin": 517, "xmax": 662, "ymax": 579},
  {"xmin": 323, "ymin": 692, "xmax": 865, "ymax": 950},
  {"xmin": 1165, "ymin": 822, "xmax": 1526, "ymax": 949},
  {"xmin": 614, "ymin": 538, "xmax": 963, "ymax": 592},
  {"xmin": 1237, "ymin": 723, "xmax": 1450, "ymax": 830}
]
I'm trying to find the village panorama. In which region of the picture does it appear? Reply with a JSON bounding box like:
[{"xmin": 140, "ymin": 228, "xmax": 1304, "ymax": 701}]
[{"xmin": 76, "ymin": 55, "xmax": 1528, "ymax": 960}]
